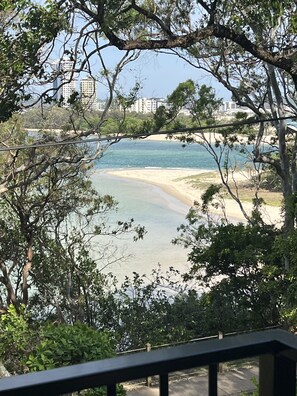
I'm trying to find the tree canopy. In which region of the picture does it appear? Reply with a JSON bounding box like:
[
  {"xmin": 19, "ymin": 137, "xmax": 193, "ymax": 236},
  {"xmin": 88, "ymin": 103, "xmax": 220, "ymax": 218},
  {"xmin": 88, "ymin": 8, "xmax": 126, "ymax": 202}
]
[
  {"xmin": 40, "ymin": 0, "xmax": 297, "ymax": 232},
  {"xmin": 0, "ymin": 0, "xmax": 67, "ymax": 121},
  {"xmin": 69, "ymin": 1, "xmax": 297, "ymax": 84},
  {"xmin": 2, "ymin": 1, "xmax": 297, "ymax": 381}
]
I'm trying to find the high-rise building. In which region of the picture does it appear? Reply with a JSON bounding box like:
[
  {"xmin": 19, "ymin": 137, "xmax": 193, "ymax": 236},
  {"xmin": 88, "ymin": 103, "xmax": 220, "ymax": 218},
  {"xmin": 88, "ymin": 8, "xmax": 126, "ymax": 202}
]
[
  {"xmin": 80, "ymin": 77, "xmax": 97, "ymax": 109},
  {"xmin": 52, "ymin": 58, "xmax": 77, "ymax": 105}
]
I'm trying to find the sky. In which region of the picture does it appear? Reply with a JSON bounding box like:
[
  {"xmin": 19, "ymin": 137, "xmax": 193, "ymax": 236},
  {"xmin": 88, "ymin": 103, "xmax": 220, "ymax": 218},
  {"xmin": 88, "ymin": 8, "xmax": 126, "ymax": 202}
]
[
  {"xmin": 47, "ymin": 43, "xmax": 232, "ymax": 103},
  {"xmin": 47, "ymin": 9, "xmax": 232, "ymax": 103},
  {"xmin": 94, "ymin": 47, "xmax": 232, "ymax": 101}
]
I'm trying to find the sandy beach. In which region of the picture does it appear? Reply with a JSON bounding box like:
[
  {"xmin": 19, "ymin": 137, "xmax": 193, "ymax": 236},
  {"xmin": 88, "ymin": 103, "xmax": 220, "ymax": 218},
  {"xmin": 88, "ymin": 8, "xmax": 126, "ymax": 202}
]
[{"xmin": 106, "ymin": 168, "xmax": 282, "ymax": 225}]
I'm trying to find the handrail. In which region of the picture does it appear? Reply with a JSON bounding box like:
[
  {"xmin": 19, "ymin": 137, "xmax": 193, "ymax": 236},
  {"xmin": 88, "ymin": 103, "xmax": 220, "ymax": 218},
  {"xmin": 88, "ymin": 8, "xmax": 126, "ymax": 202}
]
[
  {"xmin": 0, "ymin": 329, "xmax": 296, "ymax": 396},
  {"xmin": 116, "ymin": 324, "xmax": 281, "ymax": 355}
]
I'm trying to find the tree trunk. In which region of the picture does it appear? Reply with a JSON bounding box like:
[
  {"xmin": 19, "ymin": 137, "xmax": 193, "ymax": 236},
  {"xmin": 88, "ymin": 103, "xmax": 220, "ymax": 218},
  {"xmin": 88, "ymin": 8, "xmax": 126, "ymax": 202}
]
[
  {"xmin": 0, "ymin": 262, "xmax": 18, "ymax": 309},
  {"xmin": 267, "ymin": 64, "xmax": 294, "ymax": 233},
  {"xmin": 22, "ymin": 239, "xmax": 33, "ymax": 306}
]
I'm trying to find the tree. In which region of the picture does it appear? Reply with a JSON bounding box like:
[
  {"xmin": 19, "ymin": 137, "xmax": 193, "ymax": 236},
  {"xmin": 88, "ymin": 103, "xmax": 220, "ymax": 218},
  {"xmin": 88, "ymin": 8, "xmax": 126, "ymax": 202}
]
[
  {"xmin": 3, "ymin": 0, "xmax": 297, "ymax": 342},
  {"xmin": 75, "ymin": 1, "xmax": 297, "ymax": 85},
  {"xmin": 172, "ymin": 179, "xmax": 297, "ymax": 329},
  {"xmin": 174, "ymin": 36, "xmax": 297, "ymax": 234},
  {"xmin": 67, "ymin": 1, "xmax": 297, "ymax": 231},
  {"xmin": 175, "ymin": 217, "xmax": 285, "ymax": 326},
  {"xmin": 0, "ymin": 0, "xmax": 67, "ymax": 121},
  {"xmin": 0, "ymin": 131, "xmax": 144, "ymax": 318},
  {"xmin": 110, "ymin": 271, "xmax": 174, "ymax": 350},
  {"xmin": 0, "ymin": 2, "xmax": 147, "ymax": 315},
  {"xmin": 4, "ymin": 1, "xmax": 297, "ymax": 229},
  {"xmin": 0, "ymin": 305, "xmax": 125, "ymax": 394},
  {"xmin": 73, "ymin": 0, "xmax": 297, "ymax": 285},
  {"xmin": 0, "ymin": 0, "xmax": 145, "ymax": 207}
]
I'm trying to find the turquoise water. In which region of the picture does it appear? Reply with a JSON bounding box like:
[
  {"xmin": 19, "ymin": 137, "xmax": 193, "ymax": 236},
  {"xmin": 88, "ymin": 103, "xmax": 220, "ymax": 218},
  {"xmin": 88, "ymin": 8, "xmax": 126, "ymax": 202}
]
[
  {"xmin": 96, "ymin": 139, "xmax": 248, "ymax": 169},
  {"xmin": 92, "ymin": 140, "xmax": 249, "ymax": 281}
]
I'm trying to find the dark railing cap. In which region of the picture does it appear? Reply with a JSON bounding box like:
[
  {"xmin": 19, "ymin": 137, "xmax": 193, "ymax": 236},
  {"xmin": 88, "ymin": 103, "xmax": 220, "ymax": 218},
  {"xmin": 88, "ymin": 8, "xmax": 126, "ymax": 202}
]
[{"xmin": 0, "ymin": 329, "xmax": 296, "ymax": 396}]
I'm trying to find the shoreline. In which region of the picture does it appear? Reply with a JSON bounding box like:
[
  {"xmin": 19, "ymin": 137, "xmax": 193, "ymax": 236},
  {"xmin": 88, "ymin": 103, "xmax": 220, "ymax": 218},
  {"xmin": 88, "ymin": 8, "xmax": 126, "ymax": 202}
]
[
  {"xmin": 104, "ymin": 168, "xmax": 203, "ymax": 207},
  {"xmin": 101, "ymin": 168, "xmax": 282, "ymax": 224}
]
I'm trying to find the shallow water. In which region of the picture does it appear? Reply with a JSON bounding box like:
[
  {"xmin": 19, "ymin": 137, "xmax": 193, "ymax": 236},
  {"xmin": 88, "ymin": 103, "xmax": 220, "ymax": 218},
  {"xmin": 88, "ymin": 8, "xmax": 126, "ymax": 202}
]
[
  {"xmin": 91, "ymin": 140, "xmax": 249, "ymax": 281},
  {"xmin": 91, "ymin": 172, "xmax": 192, "ymax": 281}
]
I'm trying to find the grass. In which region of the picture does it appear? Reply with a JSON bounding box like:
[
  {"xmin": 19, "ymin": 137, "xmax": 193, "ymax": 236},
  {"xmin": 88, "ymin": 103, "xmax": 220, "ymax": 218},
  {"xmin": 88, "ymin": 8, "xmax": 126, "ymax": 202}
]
[
  {"xmin": 236, "ymin": 189, "xmax": 282, "ymax": 207},
  {"xmin": 177, "ymin": 171, "xmax": 282, "ymax": 207},
  {"xmin": 175, "ymin": 171, "xmax": 218, "ymax": 189}
]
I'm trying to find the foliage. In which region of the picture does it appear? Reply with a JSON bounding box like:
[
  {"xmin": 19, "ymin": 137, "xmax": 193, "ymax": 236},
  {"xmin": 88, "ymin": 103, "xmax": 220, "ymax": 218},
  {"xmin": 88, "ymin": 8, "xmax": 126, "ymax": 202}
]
[
  {"xmin": 0, "ymin": 306, "xmax": 124, "ymax": 395},
  {"xmin": 26, "ymin": 322, "xmax": 115, "ymax": 371},
  {"xmin": 174, "ymin": 196, "xmax": 297, "ymax": 329},
  {"xmin": 261, "ymin": 166, "xmax": 283, "ymax": 192},
  {"xmin": 26, "ymin": 322, "xmax": 125, "ymax": 395},
  {"xmin": 30, "ymin": 241, "xmax": 121, "ymax": 326},
  {"xmin": 0, "ymin": 305, "xmax": 32, "ymax": 374},
  {"xmin": 95, "ymin": 267, "xmax": 261, "ymax": 350},
  {"xmin": 111, "ymin": 271, "xmax": 174, "ymax": 350},
  {"xmin": 0, "ymin": 128, "xmax": 144, "ymax": 318},
  {"xmin": 0, "ymin": 0, "xmax": 67, "ymax": 121},
  {"xmin": 71, "ymin": 0, "xmax": 297, "ymax": 232},
  {"xmin": 3, "ymin": 1, "xmax": 297, "ymax": 368},
  {"xmin": 166, "ymin": 80, "xmax": 196, "ymax": 117}
]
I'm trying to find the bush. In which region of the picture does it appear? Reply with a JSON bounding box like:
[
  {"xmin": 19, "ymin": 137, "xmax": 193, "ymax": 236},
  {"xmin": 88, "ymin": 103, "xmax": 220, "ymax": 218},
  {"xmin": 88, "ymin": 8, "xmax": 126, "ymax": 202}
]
[
  {"xmin": 27, "ymin": 322, "xmax": 124, "ymax": 395},
  {"xmin": 0, "ymin": 307, "xmax": 124, "ymax": 395}
]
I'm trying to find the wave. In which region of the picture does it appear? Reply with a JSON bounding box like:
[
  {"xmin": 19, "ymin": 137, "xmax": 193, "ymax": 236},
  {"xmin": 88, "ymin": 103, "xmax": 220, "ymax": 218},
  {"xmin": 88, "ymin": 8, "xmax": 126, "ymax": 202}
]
[{"xmin": 144, "ymin": 166, "xmax": 207, "ymax": 171}]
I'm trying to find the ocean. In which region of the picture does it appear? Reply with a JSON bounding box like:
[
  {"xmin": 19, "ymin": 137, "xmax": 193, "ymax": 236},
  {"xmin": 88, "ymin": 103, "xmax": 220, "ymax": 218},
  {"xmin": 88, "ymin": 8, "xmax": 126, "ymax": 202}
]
[
  {"xmin": 92, "ymin": 139, "xmax": 249, "ymax": 281},
  {"xmin": 96, "ymin": 139, "xmax": 224, "ymax": 170}
]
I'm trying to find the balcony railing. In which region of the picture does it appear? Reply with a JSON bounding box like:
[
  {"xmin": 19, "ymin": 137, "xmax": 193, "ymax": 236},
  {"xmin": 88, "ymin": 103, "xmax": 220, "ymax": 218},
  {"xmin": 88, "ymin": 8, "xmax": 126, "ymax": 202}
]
[{"xmin": 0, "ymin": 329, "xmax": 296, "ymax": 396}]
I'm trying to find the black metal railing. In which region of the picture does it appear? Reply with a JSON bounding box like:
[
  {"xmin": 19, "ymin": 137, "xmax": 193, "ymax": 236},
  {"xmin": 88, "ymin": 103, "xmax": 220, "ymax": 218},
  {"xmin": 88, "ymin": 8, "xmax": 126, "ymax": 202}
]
[{"xmin": 0, "ymin": 329, "xmax": 296, "ymax": 396}]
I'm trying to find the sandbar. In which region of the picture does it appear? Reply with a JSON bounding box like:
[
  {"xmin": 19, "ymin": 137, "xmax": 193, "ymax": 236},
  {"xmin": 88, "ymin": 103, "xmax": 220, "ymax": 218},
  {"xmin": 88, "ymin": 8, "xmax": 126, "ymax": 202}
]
[{"xmin": 105, "ymin": 168, "xmax": 282, "ymax": 225}]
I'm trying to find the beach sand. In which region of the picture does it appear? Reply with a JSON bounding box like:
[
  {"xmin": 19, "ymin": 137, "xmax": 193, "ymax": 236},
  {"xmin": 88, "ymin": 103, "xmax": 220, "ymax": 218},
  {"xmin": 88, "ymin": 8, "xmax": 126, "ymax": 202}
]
[{"xmin": 106, "ymin": 168, "xmax": 282, "ymax": 225}]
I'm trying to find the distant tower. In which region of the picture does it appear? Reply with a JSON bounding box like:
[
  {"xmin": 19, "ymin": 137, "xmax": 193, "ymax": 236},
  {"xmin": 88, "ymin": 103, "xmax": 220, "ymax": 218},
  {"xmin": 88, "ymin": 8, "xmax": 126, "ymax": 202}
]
[
  {"xmin": 52, "ymin": 58, "xmax": 77, "ymax": 105},
  {"xmin": 80, "ymin": 77, "xmax": 97, "ymax": 110},
  {"xmin": 52, "ymin": 60, "xmax": 60, "ymax": 101}
]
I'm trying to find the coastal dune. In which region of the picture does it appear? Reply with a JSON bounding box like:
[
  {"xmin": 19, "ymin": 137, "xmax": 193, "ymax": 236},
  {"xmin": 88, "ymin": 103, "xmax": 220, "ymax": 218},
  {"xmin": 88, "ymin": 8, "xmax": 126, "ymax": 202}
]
[{"xmin": 107, "ymin": 168, "xmax": 282, "ymax": 225}]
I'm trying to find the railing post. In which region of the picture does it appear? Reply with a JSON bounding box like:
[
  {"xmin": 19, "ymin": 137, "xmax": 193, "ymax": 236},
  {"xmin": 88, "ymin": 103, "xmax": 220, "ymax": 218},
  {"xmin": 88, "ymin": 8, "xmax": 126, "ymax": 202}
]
[
  {"xmin": 218, "ymin": 332, "xmax": 224, "ymax": 373},
  {"xmin": 159, "ymin": 373, "xmax": 169, "ymax": 396},
  {"xmin": 107, "ymin": 384, "xmax": 117, "ymax": 396},
  {"xmin": 146, "ymin": 343, "xmax": 152, "ymax": 387},
  {"xmin": 208, "ymin": 364, "xmax": 218, "ymax": 396},
  {"xmin": 259, "ymin": 354, "xmax": 296, "ymax": 396}
]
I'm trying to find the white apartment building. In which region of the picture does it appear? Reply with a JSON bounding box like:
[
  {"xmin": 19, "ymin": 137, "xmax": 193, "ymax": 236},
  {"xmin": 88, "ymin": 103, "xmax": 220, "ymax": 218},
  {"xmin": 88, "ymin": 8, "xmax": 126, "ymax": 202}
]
[
  {"xmin": 125, "ymin": 98, "xmax": 254, "ymax": 117},
  {"xmin": 219, "ymin": 101, "xmax": 239, "ymax": 113},
  {"xmin": 218, "ymin": 101, "xmax": 253, "ymax": 115},
  {"xmin": 52, "ymin": 58, "xmax": 77, "ymax": 105},
  {"xmin": 128, "ymin": 97, "xmax": 167, "ymax": 113},
  {"xmin": 80, "ymin": 77, "xmax": 97, "ymax": 110}
]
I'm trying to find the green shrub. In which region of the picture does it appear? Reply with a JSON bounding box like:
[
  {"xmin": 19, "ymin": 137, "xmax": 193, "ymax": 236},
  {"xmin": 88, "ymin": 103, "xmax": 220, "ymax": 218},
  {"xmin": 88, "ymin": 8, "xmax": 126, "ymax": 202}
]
[{"xmin": 26, "ymin": 322, "xmax": 125, "ymax": 395}]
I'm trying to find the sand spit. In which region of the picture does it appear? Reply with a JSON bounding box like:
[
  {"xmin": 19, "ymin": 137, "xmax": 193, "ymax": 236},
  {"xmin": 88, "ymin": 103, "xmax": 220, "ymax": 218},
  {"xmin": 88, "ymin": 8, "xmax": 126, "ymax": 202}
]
[{"xmin": 106, "ymin": 168, "xmax": 282, "ymax": 225}]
